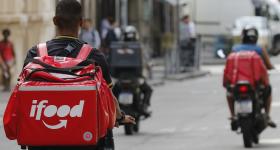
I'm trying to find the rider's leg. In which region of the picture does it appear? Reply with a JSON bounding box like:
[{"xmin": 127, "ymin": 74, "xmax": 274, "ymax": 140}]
[
  {"xmin": 227, "ymin": 93, "xmax": 239, "ymax": 131},
  {"xmin": 265, "ymin": 95, "xmax": 272, "ymax": 114},
  {"xmin": 264, "ymin": 85, "xmax": 277, "ymax": 128},
  {"xmin": 140, "ymin": 82, "xmax": 153, "ymax": 106},
  {"xmin": 139, "ymin": 82, "xmax": 153, "ymax": 117},
  {"xmin": 264, "ymin": 85, "xmax": 272, "ymax": 114},
  {"xmin": 226, "ymin": 92, "xmax": 235, "ymax": 119}
]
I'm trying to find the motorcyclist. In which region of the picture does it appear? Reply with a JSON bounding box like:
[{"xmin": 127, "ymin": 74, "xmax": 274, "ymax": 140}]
[
  {"xmin": 228, "ymin": 26, "xmax": 276, "ymax": 128},
  {"xmin": 23, "ymin": 0, "xmax": 135, "ymax": 149},
  {"xmin": 113, "ymin": 26, "xmax": 153, "ymax": 116}
]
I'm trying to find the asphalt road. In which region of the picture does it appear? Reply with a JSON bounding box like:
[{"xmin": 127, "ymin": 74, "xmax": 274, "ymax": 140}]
[
  {"xmin": 114, "ymin": 72, "xmax": 280, "ymax": 150},
  {"xmin": 1, "ymin": 58, "xmax": 280, "ymax": 149}
]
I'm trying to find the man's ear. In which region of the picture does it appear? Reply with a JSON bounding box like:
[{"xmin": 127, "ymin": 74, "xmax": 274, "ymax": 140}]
[
  {"xmin": 79, "ymin": 18, "xmax": 83, "ymax": 27},
  {"xmin": 53, "ymin": 16, "xmax": 58, "ymax": 26}
]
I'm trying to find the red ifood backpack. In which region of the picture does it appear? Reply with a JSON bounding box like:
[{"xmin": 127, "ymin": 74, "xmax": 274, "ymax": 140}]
[
  {"xmin": 223, "ymin": 51, "xmax": 269, "ymax": 88},
  {"xmin": 3, "ymin": 43, "xmax": 116, "ymax": 147}
]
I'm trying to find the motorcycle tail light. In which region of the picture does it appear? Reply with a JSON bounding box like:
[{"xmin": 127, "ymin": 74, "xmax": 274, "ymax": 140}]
[{"xmin": 239, "ymin": 85, "xmax": 249, "ymax": 93}]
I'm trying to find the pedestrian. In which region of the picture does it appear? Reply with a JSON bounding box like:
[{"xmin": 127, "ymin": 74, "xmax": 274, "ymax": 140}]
[
  {"xmin": 103, "ymin": 18, "xmax": 120, "ymax": 55},
  {"xmin": 179, "ymin": 15, "xmax": 196, "ymax": 68},
  {"xmin": 79, "ymin": 18, "xmax": 101, "ymax": 49},
  {"xmin": 251, "ymin": 0, "xmax": 263, "ymax": 16},
  {"xmin": 179, "ymin": 15, "xmax": 196, "ymax": 48},
  {"xmin": 100, "ymin": 16, "xmax": 112, "ymax": 40},
  {"xmin": 0, "ymin": 29, "xmax": 16, "ymax": 91}
]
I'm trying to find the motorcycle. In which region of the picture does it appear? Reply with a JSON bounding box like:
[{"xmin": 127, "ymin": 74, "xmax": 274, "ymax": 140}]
[
  {"xmin": 223, "ymin": 51, "xmax": 270, "ymax": 148},
  {"xmin": 109, "ymin": 41, "xmax": 150, "ymax": 135},
  {"xmin": 114, "ymin": 76, "xmax": 147, "ymax": 135},
  {"xmin": 231, "ymin": 81, "xmax": 268, "ymax": 148}
]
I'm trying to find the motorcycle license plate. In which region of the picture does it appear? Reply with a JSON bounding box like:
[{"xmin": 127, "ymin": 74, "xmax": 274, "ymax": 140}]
[
  {"xmin": 118, "ymin": 93, "xmax": 133, "ymax": 105},
  {"xmin": 235, "ymin": 100, "xmax": 253, "ymax": 114}
]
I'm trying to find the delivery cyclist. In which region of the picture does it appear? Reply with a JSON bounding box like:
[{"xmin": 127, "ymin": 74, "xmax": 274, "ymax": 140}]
[
  {"xmin": 228, "ymin": 26, "xmax": 276, "ymax": 128},
  {"xmin": 23, "ymin": 0, "xmax": 135, "ymax": 149}
]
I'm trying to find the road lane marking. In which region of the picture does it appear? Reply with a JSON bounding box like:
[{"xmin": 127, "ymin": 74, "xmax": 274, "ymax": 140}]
[
  {"xmin": 272, "ymin": 101, "xmax": 280, "ymax": 107},
  {"xmin": 224, "ymin": 125, "xmax": 230, "ymax": 130},
  {"xmin": 158, "ymin": 128, "xmax": 176, "ymax": 133},
  {"xmin": 261, "ymin": 138, "xmax": 280, "ymax": 144},
  {"xmin": 199, "ymin": 127, "xmax": 209, "ymax": 131}
]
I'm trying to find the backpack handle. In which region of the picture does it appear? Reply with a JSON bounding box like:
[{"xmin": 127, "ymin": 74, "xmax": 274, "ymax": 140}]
[
  {"xmin": 76, "ymin": 44, "xmax": 93, "ymax": 60},
  {"xmin": 37, "ymin": 43, "xmax": 48, "ymax": 57},
  {"xmin": 37, "ymin": 43, "xmax": 92, "ymax": 60}
]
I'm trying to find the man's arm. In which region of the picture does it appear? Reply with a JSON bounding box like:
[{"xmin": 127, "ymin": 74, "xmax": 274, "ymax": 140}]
[
  {"xmin": 23, "ymin": 46, "xmax": 37, "ymax": 68},
  {"xmin": 262, "ymin": 48, "xmax": 274, "ymax": 70},
  {"xmin": 111, "ymin": 90, "xmax": 122, "ymax": 117}
]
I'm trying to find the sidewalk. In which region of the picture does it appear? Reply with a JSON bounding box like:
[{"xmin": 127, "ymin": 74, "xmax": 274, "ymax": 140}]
[
  {"xmin": 148, "ymin": 57, "xmax": 209, "ymax": 83},
  {"xmin": 165, "ymin": 70, "xmax": 209, "ymax": 81},
  {"xmin": 0, "ymin": 90, "xmax": 10, "ymax": 102},
  {"xmin": 0, "ymin": 91, "xmax": 10, "ymax": 127}
]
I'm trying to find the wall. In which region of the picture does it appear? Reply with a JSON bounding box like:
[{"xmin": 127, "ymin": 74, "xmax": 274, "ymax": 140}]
[
  {"xmin": 0, "ymin": 0, "xmax": 56, "ymax": 83},
  {"xmin": 185, "ymin": 0, "xmax": 254, "ymax": 36}
]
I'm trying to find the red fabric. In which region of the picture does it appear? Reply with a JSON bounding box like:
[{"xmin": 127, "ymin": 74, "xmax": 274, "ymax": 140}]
[
  {"xmin": 3, "ymin": 44, "xmax": 116, "ymax": 146},
  {"xmin": 3, "ymin": 84, "xmax": 21, "ymax": 140},
  {"xmin": 37, "ymin": 43, "xmax": 48, "ymax": 57},
  {"xmin": 16, "ymin": 84, "xmax": 99, "ymax": 146},
  {"xmin": 0, "ymin": 41, "xmax": 14, "ymax": 62},
  {"xmin": 223, "ymin": 51, "xmax": 269, "ymax": 88},
  {"xmin": 76, "ymin": 44, "xmax": 94, "ymax": 60},
  {"xmin": 95, "ymin": 66, "xmax": 116, "ymax": 131}
]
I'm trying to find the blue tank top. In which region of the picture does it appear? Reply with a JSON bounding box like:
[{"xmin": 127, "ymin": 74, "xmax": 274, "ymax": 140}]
[{"xmin": 232, "ymin": 44, "xmax": 263, "ymax": 56}]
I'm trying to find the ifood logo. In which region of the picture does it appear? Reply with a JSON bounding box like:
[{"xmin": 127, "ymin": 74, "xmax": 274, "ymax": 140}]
[{"xmin": 30, "ymin": 100, "xmax": 85, "ymax": 129}]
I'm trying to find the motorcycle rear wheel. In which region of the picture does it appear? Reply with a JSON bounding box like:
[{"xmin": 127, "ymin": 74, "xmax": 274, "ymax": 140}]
[
  {"xmin": 241, "ymin": 119, "xmax": 253, "ymax": 148},
  {"xmin": 253, "ymin": 134, "xmax": 259, "ymax": 144},
  {"xmin": 124, "ymin": 124, "xmax": 134, "ymax": 135},
  {"xmin": 133, "ymin": 117, "xmax": 140, "ymax": 132}
]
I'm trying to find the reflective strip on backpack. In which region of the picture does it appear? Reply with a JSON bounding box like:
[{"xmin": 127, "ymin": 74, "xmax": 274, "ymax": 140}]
[
  {"xmin": 19, "ymin": 86, "xmax": 96, "ymax": 91},
  {"xmin": 37, "ymin": 43, "xmax": 48, "ymax": 57},
  {"xmin": 76, "ymin": 44, "xmax": 93, "ymax": 60}
]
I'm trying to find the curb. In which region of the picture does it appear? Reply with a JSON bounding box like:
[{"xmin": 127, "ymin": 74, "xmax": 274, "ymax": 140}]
[
  {"xmin": 202, "ymin": 59, "xmax": 226, "ymax": 65},
  {"xmin": 147, "ymin": 79, "xmax": 165, "ymax": 87},
  {"xmin": 165, "ymin": 70, "xmax": 210, "ymax": 81}
]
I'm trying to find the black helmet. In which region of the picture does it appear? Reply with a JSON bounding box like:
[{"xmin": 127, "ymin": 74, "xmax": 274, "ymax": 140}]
[
  {"xmin": 241, "ymin": 26, "xmax": 258, "ymax": 44},
  {"xmin": 123, "ymin": 26, "xmax": 139, "ymax": 41}
]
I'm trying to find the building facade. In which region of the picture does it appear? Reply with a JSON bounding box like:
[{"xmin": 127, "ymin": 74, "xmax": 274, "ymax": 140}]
[{"xmin": 0, "ymin": 0, "xmax": 56, "ymax": 82}]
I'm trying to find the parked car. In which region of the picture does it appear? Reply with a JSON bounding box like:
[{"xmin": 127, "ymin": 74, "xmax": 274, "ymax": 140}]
[{"xmin": 263, "ymin": 0, "xmax": 280, "ymax": 55}]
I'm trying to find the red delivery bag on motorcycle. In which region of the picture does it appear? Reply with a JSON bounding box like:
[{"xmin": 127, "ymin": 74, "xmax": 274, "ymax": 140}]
[
  {"xmin": 223, "ymin": 51, "xmax": 269, "ymax": 88},
  {"xmin": 3, "ymin": 43, "xmax": 116, "ymax": 146}
]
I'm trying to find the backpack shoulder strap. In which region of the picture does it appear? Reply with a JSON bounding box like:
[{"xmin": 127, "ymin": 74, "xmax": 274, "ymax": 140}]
[
  {"xmin": 37, "ymin": 43, "xmax": 48, "ymax": 57},
  {"xmin": 76, "ymin": 44, "xmax": 93, "ymax": 60}
]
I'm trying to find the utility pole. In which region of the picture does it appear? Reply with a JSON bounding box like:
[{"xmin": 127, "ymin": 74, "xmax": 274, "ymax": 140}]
[
  {"xmin": 120, "ymin": 0, "xmax": 128, "ymax": 28},
  {"xmin": 176, "ymin": 0, "xmax": 180, "ymax": 73}
]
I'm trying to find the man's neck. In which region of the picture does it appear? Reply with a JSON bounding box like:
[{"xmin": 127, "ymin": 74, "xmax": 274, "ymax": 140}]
[
  {"xmin": 56, "ymin": 28, "xmax": 79, "ymax": 38},
  {"xmin": 2, "ymin": 38, "xmax": 8, "ymax": 42}
]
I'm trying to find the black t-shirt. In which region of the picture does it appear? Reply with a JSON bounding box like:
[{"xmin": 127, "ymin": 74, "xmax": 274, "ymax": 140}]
[{"xmin": 24, "ymin": 37, "xmax": 112, "ymax": 87}]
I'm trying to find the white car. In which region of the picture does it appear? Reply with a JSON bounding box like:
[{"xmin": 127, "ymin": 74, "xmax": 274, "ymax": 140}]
[
  {"xmin": 231, "ymin": 16, "xmax": 272, "ymax": 51},
  {"xmin": 264, "ymin": 0, "xmax": 280, "ymax": 55}
]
